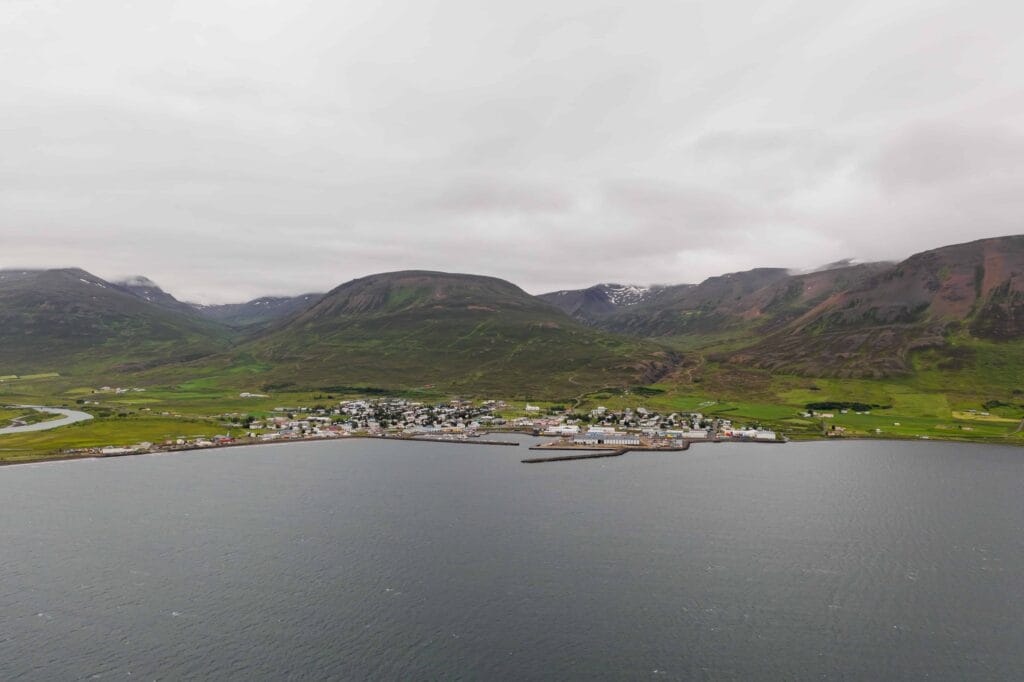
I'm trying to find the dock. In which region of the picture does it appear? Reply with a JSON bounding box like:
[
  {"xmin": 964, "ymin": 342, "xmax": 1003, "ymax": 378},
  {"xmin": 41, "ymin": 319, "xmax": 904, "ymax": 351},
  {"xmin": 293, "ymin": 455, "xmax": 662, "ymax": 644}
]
[
  {"xmin": 400, "ymin": 436, "xmax": 519, "ymax": 447},
  {"xmin": 522, "ymin": 442, "xmax": 688, "ymax": 463}
]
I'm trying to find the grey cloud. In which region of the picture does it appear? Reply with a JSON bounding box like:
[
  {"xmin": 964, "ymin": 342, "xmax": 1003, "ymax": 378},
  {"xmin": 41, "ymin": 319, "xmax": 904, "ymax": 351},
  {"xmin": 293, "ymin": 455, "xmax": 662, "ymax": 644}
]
[
  {"xmin": 1, "ymin": 1, "xmax": 1023, "ymax": 302},
  {"xmin": 602, "ymin": 181, "xmax": 757, "ymax": 237},
  {"xmin": 430, "ymin": 178, "xmax": 576, "ymax": 215},
  {"xmin": 869, "ymin": 124, "xmax": 1024, "ymax": 191}
]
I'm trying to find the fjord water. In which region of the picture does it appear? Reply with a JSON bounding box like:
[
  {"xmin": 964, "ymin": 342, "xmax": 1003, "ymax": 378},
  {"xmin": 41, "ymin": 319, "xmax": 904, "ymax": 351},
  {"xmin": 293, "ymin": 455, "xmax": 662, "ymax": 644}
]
[{"xmin": 1, "ymin": 440, "xmax": 1022, "ymax": 680}]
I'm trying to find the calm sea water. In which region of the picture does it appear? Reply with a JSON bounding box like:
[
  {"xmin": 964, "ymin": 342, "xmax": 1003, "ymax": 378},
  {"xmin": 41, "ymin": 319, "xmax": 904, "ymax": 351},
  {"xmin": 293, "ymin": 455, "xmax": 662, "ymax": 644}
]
[{"xmin": 1, "ymin": 438, "xmax": 1022, "ymax": 680}]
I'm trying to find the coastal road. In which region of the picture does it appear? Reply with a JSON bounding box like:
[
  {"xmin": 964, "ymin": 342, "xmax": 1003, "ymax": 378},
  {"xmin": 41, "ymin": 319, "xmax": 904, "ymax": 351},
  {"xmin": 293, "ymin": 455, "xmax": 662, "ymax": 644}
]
[{"xmin": 0, "ymin": 406, "xmax": 94, "ymax": 435}]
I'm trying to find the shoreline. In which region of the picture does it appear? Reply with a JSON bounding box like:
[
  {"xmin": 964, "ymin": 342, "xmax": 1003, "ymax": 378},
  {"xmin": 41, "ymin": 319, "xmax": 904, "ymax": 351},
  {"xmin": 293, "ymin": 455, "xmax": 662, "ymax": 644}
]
[
  {"xmin": 0, "ymin": 433, "xmax": 524, "ymax": 468},
  {"xmin": 1, "ymin": 427, "xmax": 1019, "ymax": 469}
]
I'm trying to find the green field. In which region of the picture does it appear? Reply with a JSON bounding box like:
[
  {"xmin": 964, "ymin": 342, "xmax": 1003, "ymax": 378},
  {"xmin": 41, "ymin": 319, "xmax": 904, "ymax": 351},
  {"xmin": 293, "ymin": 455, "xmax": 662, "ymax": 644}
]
[
  {"xmin": 0, "ymin": 416, "xmax": 229, "ymax": 463},
  {"xmin": 3, "ymin": 334, "xmax": 1024, "ymax": 463},
  {"xmin": 568, "ymin": 352, "xmax": 1024, "ymax": 445}
]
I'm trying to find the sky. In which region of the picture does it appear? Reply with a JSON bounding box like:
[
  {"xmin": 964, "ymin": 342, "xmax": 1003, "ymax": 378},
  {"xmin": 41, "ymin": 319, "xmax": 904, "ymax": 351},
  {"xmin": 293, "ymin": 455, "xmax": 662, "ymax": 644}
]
[{"xmin": 2, "ymin": 0, "xmax": 1023, "ymax": 303}]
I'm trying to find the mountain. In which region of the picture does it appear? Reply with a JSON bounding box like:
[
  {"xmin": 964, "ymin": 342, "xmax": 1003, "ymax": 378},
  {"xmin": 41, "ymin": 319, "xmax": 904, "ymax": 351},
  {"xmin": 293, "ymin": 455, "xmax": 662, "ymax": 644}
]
[
  {"xmin": 241, "ymin": 270, "xmax": 678, "ymax": 395},
  {"xmin": 116, "ymin": 277, "xmax": 322, "ymax": 330},
  {"xmin": 0, "ymin": 268, "xmax": 231, "ymax": 373},
  {"xmin": 539, "ymin": 283, "xmax": 663, "ymax": 321},
  {"xmin": 4, "ymin": 236, "xmax": 1021, "ymax": 390},
  {"xmin": 196, "ymin": 294, "xmax": 323, "ymax": 329},
  {"xmin": 558, "ymin": 268, "xmax": 797, "ymax": 336},
  {"xmin": 545, "ymin": 239, "xmax": 1024, "ymax": 378},
  {"xmin": 731, "ymin": 236, "xmax": 1024, "ymax": 377}
]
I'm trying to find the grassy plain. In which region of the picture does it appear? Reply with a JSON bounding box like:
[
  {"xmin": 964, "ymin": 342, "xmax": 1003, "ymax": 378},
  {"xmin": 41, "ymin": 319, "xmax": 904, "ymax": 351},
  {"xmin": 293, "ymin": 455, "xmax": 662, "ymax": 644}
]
[
  {"xmin": 0, "ymin": 370, "xmax": 430, "ymax": 462},
  {"xmin": 571, "ymin": 351, "xmax": 1024, "ymax": 445},
  {"xmin": 3, "ymin": 335, "xmax": 1024, "ymax": 462}
]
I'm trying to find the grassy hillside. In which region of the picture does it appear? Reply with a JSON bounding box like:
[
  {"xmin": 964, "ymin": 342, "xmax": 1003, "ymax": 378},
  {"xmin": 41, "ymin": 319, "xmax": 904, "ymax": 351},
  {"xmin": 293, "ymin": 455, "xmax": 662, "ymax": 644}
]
[
  {"xmin": 239, "ymin": 270, "xmax": 679, "ymax": 396},
  {"xmin": 0, "ymin": 269, "xmax": 232, "ymax": 375},
  {"xmin": 196, "ymin": 293, "xmax": 323, "ymax": 329}
]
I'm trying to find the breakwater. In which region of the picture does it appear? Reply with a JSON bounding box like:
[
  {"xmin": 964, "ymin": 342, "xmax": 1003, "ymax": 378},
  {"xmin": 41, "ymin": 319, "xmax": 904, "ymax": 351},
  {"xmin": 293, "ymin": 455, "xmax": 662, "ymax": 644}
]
[
  {"xmin": 522, "ymin": 443, "xmax": 689, "ymax": 463},
  {"xmin": 403, "ymin": 436, "xmax": 519, "ymax": 446}
]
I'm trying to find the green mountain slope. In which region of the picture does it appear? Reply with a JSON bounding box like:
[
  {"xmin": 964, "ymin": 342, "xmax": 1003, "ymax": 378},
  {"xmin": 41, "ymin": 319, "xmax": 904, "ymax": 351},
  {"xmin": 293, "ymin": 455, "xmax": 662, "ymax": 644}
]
[
  {"xmin": 240, "ymin": 270, "xmax": 679, "ymax": 395},
  {"xmin": 0, "ymin": 268, "xmax": 232, "ymax": 374},
  {"xmin": 196, "ymin": 293, "xmax": 323, "ymax": 329}
]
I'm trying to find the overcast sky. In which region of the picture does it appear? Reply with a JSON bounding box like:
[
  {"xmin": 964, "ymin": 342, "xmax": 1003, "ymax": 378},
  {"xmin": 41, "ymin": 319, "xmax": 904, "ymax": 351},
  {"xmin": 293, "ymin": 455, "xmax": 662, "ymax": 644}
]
[{"xmin": 2, "ymin": 1, "xmax": 1023, "ymax": 302}]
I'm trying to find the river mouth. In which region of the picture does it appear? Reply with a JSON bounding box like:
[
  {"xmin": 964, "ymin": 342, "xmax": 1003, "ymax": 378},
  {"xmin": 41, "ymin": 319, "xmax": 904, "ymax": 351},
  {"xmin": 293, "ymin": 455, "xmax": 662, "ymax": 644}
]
[{"xmin": 0, "ymin": 405, "xmax": 94, "ymax": 435}]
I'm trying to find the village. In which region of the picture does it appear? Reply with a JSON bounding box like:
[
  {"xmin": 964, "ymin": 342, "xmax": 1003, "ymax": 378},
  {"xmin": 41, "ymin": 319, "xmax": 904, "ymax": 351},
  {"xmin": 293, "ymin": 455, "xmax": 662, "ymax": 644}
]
[{"xmin": 63, "ymin": 397, "xmax": 782, "ymax": 458}]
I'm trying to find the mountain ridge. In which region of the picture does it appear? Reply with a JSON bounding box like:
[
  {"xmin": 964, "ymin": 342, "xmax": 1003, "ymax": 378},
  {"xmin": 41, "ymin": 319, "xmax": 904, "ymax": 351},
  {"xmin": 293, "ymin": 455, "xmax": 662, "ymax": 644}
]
[
  {"xmin": 239, "ymin": 270, "xmax": 679, "ymax": 394},
  {"xmin": 0, "ymin": 268, "xmax": 232, "ymax": 373},
  {"xmin": 3, "ymin": 235, "xmax": 1023, "ymax": 390}
]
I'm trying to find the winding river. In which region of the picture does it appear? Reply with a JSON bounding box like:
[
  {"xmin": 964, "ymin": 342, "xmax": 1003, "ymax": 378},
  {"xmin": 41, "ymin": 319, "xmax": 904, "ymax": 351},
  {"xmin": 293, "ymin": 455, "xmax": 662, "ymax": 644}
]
[{"xmin": 0, "ymin": 405, "xmax": 93, "ymax": 435}]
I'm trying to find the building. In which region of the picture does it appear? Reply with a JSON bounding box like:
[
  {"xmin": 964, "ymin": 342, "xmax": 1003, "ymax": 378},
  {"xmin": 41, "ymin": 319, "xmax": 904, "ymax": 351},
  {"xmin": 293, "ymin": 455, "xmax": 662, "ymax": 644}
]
[
  {"xmin": 573, "ymin": 431, "xmax": 640, "ymax": 446},
  {"xmin": 603, "ymin": 435, "xmax": 641, "ymax": 446}
]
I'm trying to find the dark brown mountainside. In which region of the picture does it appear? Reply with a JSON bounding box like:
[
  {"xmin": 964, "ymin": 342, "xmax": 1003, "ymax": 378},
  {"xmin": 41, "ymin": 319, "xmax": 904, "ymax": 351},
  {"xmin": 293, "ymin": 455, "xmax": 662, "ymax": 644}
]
[{"xmin": 732, "ymin": 236, "xmax": 1024, "ymax": 376}]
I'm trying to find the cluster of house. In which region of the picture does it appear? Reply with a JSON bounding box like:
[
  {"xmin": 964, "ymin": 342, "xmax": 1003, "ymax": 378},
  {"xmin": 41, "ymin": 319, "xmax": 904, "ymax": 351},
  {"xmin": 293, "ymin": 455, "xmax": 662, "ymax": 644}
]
[
  {"xmin": 801, "ymin": 408, "xmax": 879, "ymax": 418},
  {"xmin": 96, "ymin": 434, "xmax": 238, "ymax": 456},
  {"xmin": 67, "ymin": 397, "xmax": 782, "ymax": 458},
  {"xmin": 247, "ymin": 398, "xmax": 509, "ymax": 440},
  {"xmin": 533, "ymin": 405, "xmax": 778, "ymax": 445},
  {"xmin": 95, "ymin": 386, "xmax": 147, "ymax": 395},
  {"xmin": 65, "ymin": 433, "xmax": 240, "ymax": 458},
  {"xmin": 68, "ymin": 399, "xmax": 511, "ymax": 457}
]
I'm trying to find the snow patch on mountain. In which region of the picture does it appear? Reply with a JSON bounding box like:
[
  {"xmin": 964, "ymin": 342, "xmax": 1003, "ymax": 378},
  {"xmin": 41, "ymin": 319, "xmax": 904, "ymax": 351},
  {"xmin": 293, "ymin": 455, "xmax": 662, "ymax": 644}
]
[{"xmin": 599, "ymin": 283, "xmax": 653, "ymax": 306}]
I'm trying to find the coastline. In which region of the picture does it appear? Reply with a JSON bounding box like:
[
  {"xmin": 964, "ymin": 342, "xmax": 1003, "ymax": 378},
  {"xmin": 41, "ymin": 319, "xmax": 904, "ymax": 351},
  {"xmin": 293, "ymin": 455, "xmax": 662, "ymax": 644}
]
[
  {"xmin": 2, "ymin": 417, "xmax": 1022, "ymax": 469},
  {"xmin": 0, "ymin": 433, "xmax": 523, "ymax": 468},
  {"xmin": 5, "ymin": 427, "xmax": 1019, "ymax": 470}
]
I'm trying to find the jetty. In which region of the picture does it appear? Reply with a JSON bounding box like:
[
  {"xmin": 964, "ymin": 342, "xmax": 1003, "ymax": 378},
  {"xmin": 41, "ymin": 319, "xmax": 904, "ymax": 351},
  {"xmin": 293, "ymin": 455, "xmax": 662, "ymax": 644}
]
[
  {"xmin": 522, "ymin": 442, "xmax": 689, "ymax": 463},
  {"xmin": 401, "ymin": 436, "xmax": 519, "ymax": 447}
]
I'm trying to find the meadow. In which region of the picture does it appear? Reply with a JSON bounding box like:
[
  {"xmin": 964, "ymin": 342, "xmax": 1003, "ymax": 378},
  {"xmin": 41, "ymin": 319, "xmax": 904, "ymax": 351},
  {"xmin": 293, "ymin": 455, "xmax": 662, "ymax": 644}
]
[{"xmin": 3, "ymin": 337, "xmax": 1024, "ymax": 463}]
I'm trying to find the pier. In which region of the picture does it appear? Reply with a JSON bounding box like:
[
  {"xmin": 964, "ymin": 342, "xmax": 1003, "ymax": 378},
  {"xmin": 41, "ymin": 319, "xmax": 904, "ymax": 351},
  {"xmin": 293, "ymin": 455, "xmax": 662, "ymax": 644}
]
[
  {"xmin": 401, "ymin": 436, "xmax": 520, "ymax": 446},
  {"xmin": 522, "ymin": 442, "xmax": 689, "ymax": 463}
]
